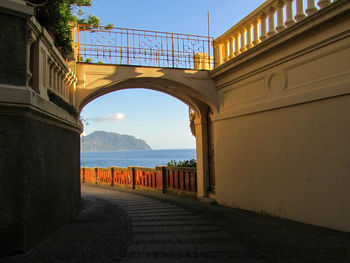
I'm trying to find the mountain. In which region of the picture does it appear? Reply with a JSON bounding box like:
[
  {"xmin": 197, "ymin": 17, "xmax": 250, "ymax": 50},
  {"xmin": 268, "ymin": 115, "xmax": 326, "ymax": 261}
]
[{"xmin": 83, "ymin": 131, "xmax": 152, "ymax": 152}]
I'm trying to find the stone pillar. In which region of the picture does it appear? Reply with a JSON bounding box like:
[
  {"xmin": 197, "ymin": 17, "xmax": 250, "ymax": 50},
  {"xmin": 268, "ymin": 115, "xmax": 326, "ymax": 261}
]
[
  {"xmin": 234, "ymin": 32, "xmax": 240, "ymax": 56},
  {"xmin": 195, "ymin": 117, "xmax": 209, "ymax": 197},
  {"xmin": 267, "ymin": 6, "xmax": 276, "ymax": 37},
  {"xmin": 218, "ymin": 43, "xmax": 224, "ymax": 65},
  {"xmin": 295, "ymin": 0, "xmax": 306, "ymax": 21},
  {"xmin": 26, "ymin": 35, "xmax": 35, "ymax": 88},
  {"xmin": 318, "ymin": 0, "xmax": 330, "ymax": 9},
  {"xmin": 285, "ymin": 0, "xmax": 295, "ymax": 27},
  {"xmin": 245, "ymin": 24, "xmax": 253, "ymax": 49},
  {"xmin": 224, "ymin": 40, "xmax": 229, "ymax": 62},
  {"xmin": 259, "ymin": 12, "xmax": 268, "ymax": 42},
  {"xmin": 240, "ymin": 28, "xmax": 247, "ymax": 53},
  {"xmin": 229, "ymin": 37, "xmax": 234, "ymax": 58},
  {"xmin": 252, "ymin": 19, "xmax": 260, "ymax": 46},
  {"xmin": 276, "ymin": 1, "xmax": 286, "ymax": 32}
]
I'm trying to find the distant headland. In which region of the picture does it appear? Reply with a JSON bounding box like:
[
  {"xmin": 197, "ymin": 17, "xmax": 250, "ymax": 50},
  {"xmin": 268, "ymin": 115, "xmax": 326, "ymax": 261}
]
[{"xmin": 82, "ymin": 131, "xmax": 152, "ymax": 152}]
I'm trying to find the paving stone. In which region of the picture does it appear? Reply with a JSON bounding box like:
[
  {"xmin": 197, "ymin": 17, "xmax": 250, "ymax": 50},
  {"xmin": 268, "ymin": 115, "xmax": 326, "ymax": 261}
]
[{"xmin": 0, "ymin": 185, "xmax": 270, "ymax": 262}]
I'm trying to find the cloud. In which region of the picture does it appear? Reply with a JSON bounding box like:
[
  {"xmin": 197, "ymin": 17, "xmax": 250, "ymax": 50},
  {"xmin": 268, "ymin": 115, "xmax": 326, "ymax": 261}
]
[{"xmin": 91, "ymin": 112, "xmax": 125, "ymax": 123}]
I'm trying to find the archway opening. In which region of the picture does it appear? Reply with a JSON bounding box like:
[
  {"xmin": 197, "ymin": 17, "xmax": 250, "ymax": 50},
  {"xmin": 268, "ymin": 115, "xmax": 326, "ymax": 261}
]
[
  {"xmin": 80, "ymin": 88, "xmax": 197, "ymax": 168},
  {"xmin": 79, "ymin": 86, "xmax": 214, "ymax": 197}
]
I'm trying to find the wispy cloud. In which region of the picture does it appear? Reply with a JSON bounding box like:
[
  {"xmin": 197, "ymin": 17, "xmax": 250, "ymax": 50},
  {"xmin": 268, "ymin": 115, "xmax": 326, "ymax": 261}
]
[{"xmin": 91, "ymin": 112, "xmax": 126, "ymax": 123}]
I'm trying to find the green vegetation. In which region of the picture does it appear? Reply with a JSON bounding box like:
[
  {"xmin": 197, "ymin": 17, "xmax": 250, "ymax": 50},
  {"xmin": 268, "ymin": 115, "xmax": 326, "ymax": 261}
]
[
  {"xmin": 104, "ymin": 23, "xmax": 114, "ymax": 30},
  {"xmin": 167, "ymin": 159, "xmax": 197, "ymax": 168},
  {"xmin": 47, "ymin": 90, "xmax": 78, "ymax": 118},
  {"xmin": 35, "ymin": 0, "xmax": 111, "ymax": 58},
  {"xmin": 35, "ymin": 0, "xmax": 91, "ymax": 58}
]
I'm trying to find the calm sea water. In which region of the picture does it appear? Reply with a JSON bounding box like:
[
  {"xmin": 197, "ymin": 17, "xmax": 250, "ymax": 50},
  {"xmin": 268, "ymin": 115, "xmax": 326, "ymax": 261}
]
[{"xmin": 81, "ymin": 149, "xmax": 196, "ymax": 168}]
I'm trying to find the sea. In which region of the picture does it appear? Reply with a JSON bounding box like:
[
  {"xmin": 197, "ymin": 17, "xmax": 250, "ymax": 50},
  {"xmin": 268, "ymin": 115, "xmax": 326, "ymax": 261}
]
[{"xmin": 81, "ymin": 149, "xmax": 196, "ymax": 168}]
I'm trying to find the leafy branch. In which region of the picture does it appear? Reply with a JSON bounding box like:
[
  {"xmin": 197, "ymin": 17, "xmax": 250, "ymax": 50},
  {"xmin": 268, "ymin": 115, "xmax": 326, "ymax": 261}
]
[{"xmin": 167, "ymin": 159, "xmax": 197, "ymax": 168}]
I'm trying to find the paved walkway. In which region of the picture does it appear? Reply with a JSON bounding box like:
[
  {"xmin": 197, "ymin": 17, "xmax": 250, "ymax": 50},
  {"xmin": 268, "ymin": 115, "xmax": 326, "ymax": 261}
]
[{"xmin": 1, "ymin": 185, "xmax": 350, "ymax": 262}]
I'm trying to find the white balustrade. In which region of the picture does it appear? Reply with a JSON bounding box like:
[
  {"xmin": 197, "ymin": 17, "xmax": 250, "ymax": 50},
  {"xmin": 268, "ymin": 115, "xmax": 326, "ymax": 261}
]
[
  {"xmin": 295, "ymin": 0, "xmax": 306, "ymax": 21},
  {"xmin": 306, "ymin": 0, "xmax": 318, "ymax": 15},
  {"xmin": 234, "ymin": 33, "xmax": 240, "ymax": 56},
  {"xmin": 245, "ymin": 24, "xmax": 253, "ymax": 49},
  {"xmin": 267, "ymin": 6, "xmax": 276, "ymax": 37},
  {"xmin": 318, "ymin": 0, "xmax": 331, "ymax": 8},
  {"xmin": 27, "ymin": 16, "xmax": 77, "ymax": 104},
  {"xmin": 229, "ymin": 37, "xmax": 235, "ymax": 58},
  {"xmin": 213, "ymin": 0, "xmax": 336, "ymax": 68},
  {"xmin": 285, "ymin": 0, "xmax": 295, "ymax": 27},
  {"xmin": 240, "ymin": 28, "xmax": 247, "ymax": 53},
  {"xmin": 276, "ymin": 1, "xmax": 286, "ymax": 32},
  {"xmin": 224, "ymin": 40, "xmax": 230, "ymax": 62},
  {"xmin": 252, "ymin": 19, "xmax": 260, "ymax": 46},
  {"xmin": 260, "ymin": 12, "xmax": 268, "ymax": 41}
]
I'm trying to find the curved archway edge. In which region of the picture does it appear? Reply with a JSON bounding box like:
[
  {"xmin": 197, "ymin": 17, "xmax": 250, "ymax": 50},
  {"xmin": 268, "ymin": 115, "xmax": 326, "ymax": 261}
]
[
  {"xmin": 75, "ymin": 63, "xmax": 216, "ymax": 197},
  {"xmin": 75, "ymin": 63, "xmax": 218, "ymax": 118}
]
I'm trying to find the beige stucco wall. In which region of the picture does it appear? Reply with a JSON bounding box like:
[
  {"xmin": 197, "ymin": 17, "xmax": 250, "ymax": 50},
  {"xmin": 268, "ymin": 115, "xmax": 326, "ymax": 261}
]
[
  {"xmin": 211, "ymin": 1, "xmax": 350, "ymax": 232},
  {"xmin": 214, "ymin": 94, "xmax": 350, "ymax": 232}
]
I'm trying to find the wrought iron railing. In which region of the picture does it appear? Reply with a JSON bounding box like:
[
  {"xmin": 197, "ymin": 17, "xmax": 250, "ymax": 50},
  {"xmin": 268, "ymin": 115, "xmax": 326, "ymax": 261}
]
[{"xmin": 75, "ymin": 24, "xmax": 214, "ymax": 69}]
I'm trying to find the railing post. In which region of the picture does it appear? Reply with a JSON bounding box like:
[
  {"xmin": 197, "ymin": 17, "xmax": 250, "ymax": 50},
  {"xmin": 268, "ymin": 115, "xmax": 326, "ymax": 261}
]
[
  {"xmin": 295, "ymin": 0, "xmax": 306, "ymax": 21},
  {"xmin": 218, "ymin": 43, "xmax": 224, "ymax": 65},
  {"xmin": 267, "ymin": 6, "xmax": 276, "ymax": 37},
  {"xmin": 95, "ymin": 168, "xmax": 98, "ymax": 185},
  {"xmin": 229, "ymin": 37, "xmax": 235, "ymax": 59},
  {"xmin": 129, "ymin": 167, "xmax": 135, "ymax": 190},
  {"xmin": 213, "ymin": 42, "xmax": 219, "ymax": 67},
  {"xmin": 317, "ymin": 0, "xmax": 330, "ymax": 9},
  {"xmin": 285, "ymin": 0, "xmax": 295, "ymax": 27},
  {"xmin": 245, "ymin": 23, "xmax": 253, "ymax": 49},
  {"xmin": 171, "ymin": 33, "xmax": 175, "ymax": 68},
  {"xmin": 224, "ymin": 40, "xmax": 229, "ymax": 62},
  {"xmin": 252, "ymin": 19, "xmax": 260, "ymax": 46},
  {"xmin": 259, "ymin": 12, "xmax": 268, "ymax": 42},
  {"xmin": 240, "ymin": 28, "xmax": 247, "ymax": 53},
  {"xmin": 276, "ymin": 1, "xmax": 286, "ymax": 33},
  {"xmin": 234, "ymin": 32, "xmax": 240, "ymax": 56},
  {"xmin": 82, "ymin": 167, "xmax": 85, "ymax": 183},
  {"xmin": 110, "ymin": 167, "xmax": 114, "ymax": 187},
  {"xmin": 26, "ymin": 35, "xmax": 35, "ymax": 89},
  {"xmin": 306, "ymin": 0, "xmax": 318, "ymax": 15}
]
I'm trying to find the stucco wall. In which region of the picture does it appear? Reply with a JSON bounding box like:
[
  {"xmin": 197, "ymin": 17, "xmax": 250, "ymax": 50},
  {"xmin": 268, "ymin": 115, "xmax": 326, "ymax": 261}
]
[
  {"xmin": 214, "ymin": 94, "xmax": 350, "ymax": 232},
  {"xmin": 0, "ymin": 115, "xmax": 81, "ymax": 256}
]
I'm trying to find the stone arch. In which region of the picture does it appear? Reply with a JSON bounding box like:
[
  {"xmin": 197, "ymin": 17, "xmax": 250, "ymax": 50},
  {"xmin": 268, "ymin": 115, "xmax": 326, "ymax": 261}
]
[
  {"xmin": 78, "ymin": 76, "xmax": 214, "ymax": 197},
  {"xmin": 78, "ymin": 77, "xmax": 216, "ymax": 120}
]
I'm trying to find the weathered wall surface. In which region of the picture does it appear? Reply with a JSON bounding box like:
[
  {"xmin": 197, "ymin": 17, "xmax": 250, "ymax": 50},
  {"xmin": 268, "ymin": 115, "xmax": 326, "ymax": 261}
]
[
  {"xmin": 211, "ymin": 1, "xmax": 350, "ymax": 232},
  {"xmin": 214, "ymin": 95, "xmax": 350, "ymax": 231},
  {"xmin": 0, "ymin": 115, "xmax": 81, "ymax": 256},
  {"xmin": 0, "ymin": 12, "xmax": 26, "ymax": 86},
  {"xmin": 0, "ymin": 1, "xmax": 81, "ymax": 256}
]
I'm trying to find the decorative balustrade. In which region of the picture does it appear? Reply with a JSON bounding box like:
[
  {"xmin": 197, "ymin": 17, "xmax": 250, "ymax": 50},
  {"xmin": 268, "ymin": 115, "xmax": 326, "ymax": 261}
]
[
  {"xmin": 214, "ymin": 0, "xmax": 337, "ymax": 67},
  {"xmin": 74, "ymin": 24, "xmax": 214, "ymax": 70},
  {"xmin": 80, "ymin": 166, "xmax": 197, "ymax": 195},
  {"xmin": 27, "ymin": 17, "xmax": 77, "ymax": 104}
]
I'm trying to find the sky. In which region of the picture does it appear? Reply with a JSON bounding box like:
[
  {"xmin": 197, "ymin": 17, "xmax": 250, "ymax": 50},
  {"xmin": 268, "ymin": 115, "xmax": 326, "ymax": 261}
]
[{"xmin": 80, "ymin": 0, "xmax": 263, "ymax": 150}]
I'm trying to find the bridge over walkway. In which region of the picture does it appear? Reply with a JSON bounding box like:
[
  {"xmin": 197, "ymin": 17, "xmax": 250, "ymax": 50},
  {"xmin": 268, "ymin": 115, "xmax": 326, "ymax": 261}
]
[{"xmin": 1, "ymin": 185, "xmax": 349, "ymax": 263}]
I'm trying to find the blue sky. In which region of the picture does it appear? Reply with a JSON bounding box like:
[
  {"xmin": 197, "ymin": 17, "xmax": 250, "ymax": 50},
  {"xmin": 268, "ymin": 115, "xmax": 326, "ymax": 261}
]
[{"xmin": 80, "ymin": 0, "xmax": 263, "ymax": 149}]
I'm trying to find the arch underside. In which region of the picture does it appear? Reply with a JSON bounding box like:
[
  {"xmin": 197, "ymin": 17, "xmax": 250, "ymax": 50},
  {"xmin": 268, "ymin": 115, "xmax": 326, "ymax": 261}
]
[{"xmin": 78, "ymin": 77, "xmax": 216, "ymax": 119}]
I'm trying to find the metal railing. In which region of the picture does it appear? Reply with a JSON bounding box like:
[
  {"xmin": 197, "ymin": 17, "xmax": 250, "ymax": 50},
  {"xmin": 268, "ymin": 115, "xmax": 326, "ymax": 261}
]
[{"xmin": 74, "ymin": 24, "xmax": 214, "ymax": 69}]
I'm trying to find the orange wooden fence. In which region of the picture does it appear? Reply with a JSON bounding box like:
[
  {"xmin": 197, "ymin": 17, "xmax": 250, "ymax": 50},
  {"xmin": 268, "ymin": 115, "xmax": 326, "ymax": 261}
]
[{"xmin": 80, "ymin": 166, "xmax": 197, "ymax": 194}]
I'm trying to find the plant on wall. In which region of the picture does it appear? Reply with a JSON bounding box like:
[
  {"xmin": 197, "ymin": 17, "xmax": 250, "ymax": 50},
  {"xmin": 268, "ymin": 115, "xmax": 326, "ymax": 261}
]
[
  {"xmin": 34, "ymin": 0, "xmax": 112, "ymax": 58},
  {"xmin": 167, "ymin": 159, "xmax": 197, "ymax": 168}
]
